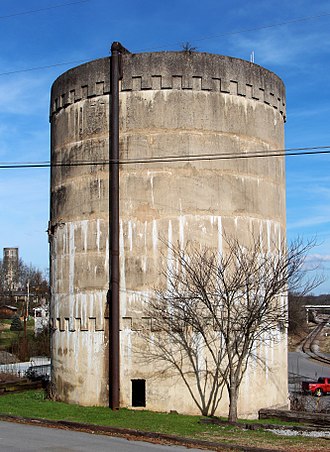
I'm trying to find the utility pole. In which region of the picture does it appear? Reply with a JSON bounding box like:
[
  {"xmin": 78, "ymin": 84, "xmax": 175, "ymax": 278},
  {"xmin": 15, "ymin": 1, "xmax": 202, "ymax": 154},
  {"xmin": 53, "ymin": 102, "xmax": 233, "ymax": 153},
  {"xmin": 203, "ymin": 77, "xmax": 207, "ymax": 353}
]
[
  {"xmin": 22, "ymin": 279, "xmax": 30, "ymax": 360},
  {"xmin": 26, "ymin": 279, "xmax": 30, "ymax": 321}
]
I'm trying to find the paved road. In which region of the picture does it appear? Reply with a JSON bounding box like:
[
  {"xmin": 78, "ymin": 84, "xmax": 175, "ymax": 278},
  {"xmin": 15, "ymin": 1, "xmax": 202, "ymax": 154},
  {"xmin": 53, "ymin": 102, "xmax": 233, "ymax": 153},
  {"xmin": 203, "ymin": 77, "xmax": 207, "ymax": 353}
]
[
  {"xmin": 289, "ymin": 351, "xmax": 330, "ymax": 381},
  {"xmin": 288, "ymin": 351, "xmax": 330, "ymax": 412},
  {"xmin": 0, "ymin": 421, "xmax": 210, "ymax": 452}
]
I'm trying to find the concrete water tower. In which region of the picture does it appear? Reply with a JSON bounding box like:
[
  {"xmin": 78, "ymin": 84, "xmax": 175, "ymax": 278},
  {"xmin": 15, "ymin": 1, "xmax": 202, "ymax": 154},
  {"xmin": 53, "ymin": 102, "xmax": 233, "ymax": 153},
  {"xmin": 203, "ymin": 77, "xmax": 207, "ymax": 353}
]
[
  {"xmin": 3, "ymin": 247, "xmax": 19, "ymax": 292},
  {"xmin": 49, "ymin": 49, "xmax": 287, "ymax": 417}
]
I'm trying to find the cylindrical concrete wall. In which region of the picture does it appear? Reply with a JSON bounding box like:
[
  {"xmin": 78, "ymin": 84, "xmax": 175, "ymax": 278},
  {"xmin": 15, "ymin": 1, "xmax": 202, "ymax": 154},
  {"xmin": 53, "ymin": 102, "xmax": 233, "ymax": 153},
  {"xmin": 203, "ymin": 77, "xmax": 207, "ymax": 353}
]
[{"xmin": 50, "ymin": 51, "xmax": 287, "ymax": 416}]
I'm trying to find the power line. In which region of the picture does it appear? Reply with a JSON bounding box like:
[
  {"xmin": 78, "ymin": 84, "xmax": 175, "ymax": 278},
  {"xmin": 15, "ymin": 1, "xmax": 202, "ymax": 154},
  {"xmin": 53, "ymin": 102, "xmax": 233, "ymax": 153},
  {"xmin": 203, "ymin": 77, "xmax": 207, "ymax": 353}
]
[
  {"xmin": 0, "ymin": 59, "xmax": 91, "ymax": 77},
  {"xmin": 0, "ymin": 1, "xmax": 91, "ymax": 77},
  {"xmin": 135, "ymin": 12, "xmax": 330, "ymax": 52},
  {"xmin": 0, "ymin": 11, "xmax": 329, "ymax": 77},
  {"xmin": 206, "ymin": 11, "xmax": 330, "ymax": 37},
  {"xmin": 0, "ymin": 145, "xmax": 329, "ymax": 169},
  {"xmin": 0, "ymin": 1, "xmax": 90, "ymax": 21}
]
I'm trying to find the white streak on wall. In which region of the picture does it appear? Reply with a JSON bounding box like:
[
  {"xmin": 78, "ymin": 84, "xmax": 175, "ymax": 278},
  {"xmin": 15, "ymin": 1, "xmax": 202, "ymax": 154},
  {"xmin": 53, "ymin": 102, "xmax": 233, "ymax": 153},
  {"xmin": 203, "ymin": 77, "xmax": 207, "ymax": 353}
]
[
  {"xmin": 217, "ymin": 216, "xmax": 223, "ymax": 258},
  {"xmin": 52, "ymin": 235, "xmax": 58, "ymax": 298},
  {"xmin": 85, "ymin": 333, "xmax": 92, "ymax": 379},
  {"xmin": 121, "ymin": 328, "xmax": 132, "ymax": 371},
  {"xmin": 179, "ymin": 216, "xmax": 185, "ymax": 249},
  {"xmin": 82, "ymin": 293, "xmax": 87, "ymax": 324},
  {"xmin": 144, "ymin": 221, "xmax": 148, "ymax": 248},
  {"xmin": 152, "ymin": 220, "xmax": 158, "ymax": 254},
  {"xmin": 141, "ymin": 221, "xmax": 148, "ymax": 273},
  {"xmin": 96, "ymin": 219, "xmax": 101, "ymax": 251},
  {"xmin": 259, "ymin": 222, "xmax": 263, "ymax": 252},
  {"xmin": 93, "ymin": 292, "xmax": 103, "ymax": 330},
  {"xmin": 73, "ymin": 331, "xmax": 79, "ymax": 372},
  {"xmin": 168, "ymin": 219, "xmax": 173, "ymax": 246},
  {"xmin": 167, "ymin": 220, "xmax": 173, "ymax": 291},
  {"xmin": 128, "ymin": 221, "xmax": 133, "ymax": 252},
  {"xmin": 69, "ymin": 224, "xmax": 75, "ymax": 317},
  {"xmin": 63, "ymin": 226, "xmax": 67, "ymax": 254},
  {"xmin": 81, "ymin": 220, "xmax": 88, "ymax": 252},
  {"xmin": 119, "ymin": 219, "xmax": 127, "ymax": 316},
  {"xmin": 267, "ymin": 220, "xmax": 271, "ymax": 254},
  {"xmin": 150, "ymin": 175, "xmax": 155, "ymax": 206},
  {"xmin": 105, "ymin": 238, "xmax": 109, "ymax": 273},
  {"xmin": 89, "ymin": 293, "xmax": 95, "ymax": 318}
]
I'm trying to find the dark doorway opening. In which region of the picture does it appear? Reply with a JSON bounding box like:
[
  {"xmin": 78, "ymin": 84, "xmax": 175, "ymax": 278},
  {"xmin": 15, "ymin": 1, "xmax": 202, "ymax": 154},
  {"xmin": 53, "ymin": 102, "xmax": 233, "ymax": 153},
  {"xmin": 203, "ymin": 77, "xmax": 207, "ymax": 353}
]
[{"xmin": 131, "ymin": 379, "xmax": 146, "ymax": 407}]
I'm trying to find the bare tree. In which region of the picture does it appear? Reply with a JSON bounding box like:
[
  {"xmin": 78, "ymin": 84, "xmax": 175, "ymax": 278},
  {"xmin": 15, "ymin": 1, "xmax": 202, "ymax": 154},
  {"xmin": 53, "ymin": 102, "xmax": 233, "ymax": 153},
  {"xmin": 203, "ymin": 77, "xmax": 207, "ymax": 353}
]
[
  {"xmin": 288, "ymin": 292, "xmax": 309, "ymax": 335},
  {"xmin": 0, "ymin": 260, "xmax": 5, "ymax": 302},
  {"xmin": 141, "ymin": 235, "xmax": 320, "ymax": 422},
  {"xmin": 181, "ymin": 42, "xmax": 198, "ymax": 54},
  {"xmin": 140, "ymin": 245, "xmax": 228, "ymax": 416},
  {"xmin": 0, "ymin": 258, "xmax": 49, "ymax": 306},
  {"xmin": 17, "ymin": 260, "xmax": 49, "ymax": 299}
]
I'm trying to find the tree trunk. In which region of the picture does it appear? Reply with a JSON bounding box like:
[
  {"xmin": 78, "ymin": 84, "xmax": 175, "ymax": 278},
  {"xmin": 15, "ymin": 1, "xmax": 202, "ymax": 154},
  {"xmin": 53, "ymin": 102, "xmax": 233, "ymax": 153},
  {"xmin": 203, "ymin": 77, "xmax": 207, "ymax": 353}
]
[{"xmin": 228, "ymin": 384, "xmax": 238, "ymax": 423}]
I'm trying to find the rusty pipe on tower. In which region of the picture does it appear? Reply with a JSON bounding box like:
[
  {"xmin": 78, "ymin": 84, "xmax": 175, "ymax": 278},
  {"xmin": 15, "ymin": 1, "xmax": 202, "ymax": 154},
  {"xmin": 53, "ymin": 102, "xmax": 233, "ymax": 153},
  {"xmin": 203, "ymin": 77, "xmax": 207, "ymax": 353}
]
[{"xmin": 109, "ymin": 41, "xmax": 130, "ymax": 410}]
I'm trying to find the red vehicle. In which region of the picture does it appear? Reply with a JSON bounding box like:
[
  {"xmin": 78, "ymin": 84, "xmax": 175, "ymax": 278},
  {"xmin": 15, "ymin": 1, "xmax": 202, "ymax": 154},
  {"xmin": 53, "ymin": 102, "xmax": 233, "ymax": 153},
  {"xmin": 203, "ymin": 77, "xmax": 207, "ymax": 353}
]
[{"xmin": 302, "ymin": 377, "xmax": 330, "ymax": 396}]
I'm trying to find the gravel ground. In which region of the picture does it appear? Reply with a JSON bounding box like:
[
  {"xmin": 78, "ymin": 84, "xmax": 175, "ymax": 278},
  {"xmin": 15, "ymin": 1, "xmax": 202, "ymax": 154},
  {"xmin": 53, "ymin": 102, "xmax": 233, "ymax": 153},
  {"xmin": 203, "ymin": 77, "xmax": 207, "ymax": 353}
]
[{"xmin": 269, "ymin": 428, "xmax": 330, "ymax": 438}]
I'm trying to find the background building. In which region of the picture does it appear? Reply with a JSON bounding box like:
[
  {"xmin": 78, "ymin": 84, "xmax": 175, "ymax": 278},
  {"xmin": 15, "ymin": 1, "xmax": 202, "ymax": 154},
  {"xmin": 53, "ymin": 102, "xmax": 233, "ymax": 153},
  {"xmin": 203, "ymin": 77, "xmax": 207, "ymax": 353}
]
[{"xmin": 3, "ymin": 248, "xmax": 19, "ymax": 293}]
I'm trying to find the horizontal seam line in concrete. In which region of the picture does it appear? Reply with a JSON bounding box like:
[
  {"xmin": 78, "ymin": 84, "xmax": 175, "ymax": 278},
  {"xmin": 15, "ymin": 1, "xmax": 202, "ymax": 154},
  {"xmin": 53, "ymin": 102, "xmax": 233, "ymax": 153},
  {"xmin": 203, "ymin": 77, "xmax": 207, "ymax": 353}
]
[{"xmin": 119, "ymin": 128, "xmax": 280, "ymax": 142}]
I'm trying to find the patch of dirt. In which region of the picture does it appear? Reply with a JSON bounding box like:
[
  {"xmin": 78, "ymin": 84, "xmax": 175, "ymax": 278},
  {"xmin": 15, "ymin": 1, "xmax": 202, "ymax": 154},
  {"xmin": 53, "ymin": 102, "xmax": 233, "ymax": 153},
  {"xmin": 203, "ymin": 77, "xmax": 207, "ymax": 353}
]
[{"xmin": 288, "ymin": 332, "xmax": 307, "ymax": 352}]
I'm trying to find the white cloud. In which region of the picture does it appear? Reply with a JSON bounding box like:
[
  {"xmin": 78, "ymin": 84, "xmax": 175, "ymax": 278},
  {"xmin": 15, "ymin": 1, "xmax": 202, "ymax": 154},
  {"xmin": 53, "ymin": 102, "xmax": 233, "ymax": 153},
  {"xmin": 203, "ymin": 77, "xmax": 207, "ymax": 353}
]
[
  {"xmin": 307, "ymin": 254, "xmax": 330, "ymax": 263},
  {"xmin": 230, "ymin": 26, "xmax": 330, "ymax": 69},
  {"xmin": 0, "ymin": 72, "xmax": 50, "ymax": 116},
  {"xmin": 287, "ymin": 214, "xmax": 330, "ymax": 230}
]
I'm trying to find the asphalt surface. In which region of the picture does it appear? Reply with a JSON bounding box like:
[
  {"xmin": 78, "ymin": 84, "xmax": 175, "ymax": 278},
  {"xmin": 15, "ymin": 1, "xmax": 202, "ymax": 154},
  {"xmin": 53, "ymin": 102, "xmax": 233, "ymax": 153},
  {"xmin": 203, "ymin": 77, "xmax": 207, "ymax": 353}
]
[
  {"xmin": 288, "ymin": 350, "xmax": 330, "ymax": 412},
  {"xmin": 288, "ymin": 351, "xmax": 330, "ymax": 381},
  {"xmin": 0, "ymin": 352, "xmax": 326, "ymax": 451},
  {"xmin": 0, "ymin": 421, "xmax": 210, "ymax": 452}
]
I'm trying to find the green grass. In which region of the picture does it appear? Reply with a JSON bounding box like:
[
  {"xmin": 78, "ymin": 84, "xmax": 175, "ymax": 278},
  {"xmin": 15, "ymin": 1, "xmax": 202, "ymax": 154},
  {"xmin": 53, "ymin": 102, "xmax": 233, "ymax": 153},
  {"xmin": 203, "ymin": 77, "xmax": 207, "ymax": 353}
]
[
  {"xmin": 0, "ymin": 321, "xmax": 35, "ymax": 352},
  {"xmin": 0, "ymin": 390, "xmax": 328, "ymax": 451},
  {"xmin": 0, "ymin": 330, "xmax": 19, "ymax": 349},
  {"xmin": 0, "ymin": 390, "xmax": 205, "ymax": 436}
]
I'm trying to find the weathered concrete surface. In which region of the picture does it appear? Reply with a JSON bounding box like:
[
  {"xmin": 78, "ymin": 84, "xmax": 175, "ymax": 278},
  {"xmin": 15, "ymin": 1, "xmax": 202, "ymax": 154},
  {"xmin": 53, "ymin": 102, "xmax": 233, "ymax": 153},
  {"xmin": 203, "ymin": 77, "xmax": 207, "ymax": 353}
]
[{"xmin": 50, "ymin": 52, "xmax": 287, "ymax": 416}]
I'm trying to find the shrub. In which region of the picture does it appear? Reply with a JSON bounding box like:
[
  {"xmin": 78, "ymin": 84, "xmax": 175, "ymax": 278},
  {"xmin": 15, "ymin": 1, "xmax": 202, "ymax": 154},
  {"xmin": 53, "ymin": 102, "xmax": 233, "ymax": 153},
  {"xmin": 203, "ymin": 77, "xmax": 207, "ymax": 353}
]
[{"xmin": 10, "ymin": 315, "xmax": 23, "ymax": 332}]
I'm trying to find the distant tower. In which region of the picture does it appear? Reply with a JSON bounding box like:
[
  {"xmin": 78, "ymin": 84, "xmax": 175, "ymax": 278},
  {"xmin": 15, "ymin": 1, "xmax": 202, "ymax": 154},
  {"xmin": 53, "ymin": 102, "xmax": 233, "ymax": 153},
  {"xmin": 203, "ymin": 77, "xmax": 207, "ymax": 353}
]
[{"xmin": 3, "ymin": 248, "xmax": 19, "ymax": 292}]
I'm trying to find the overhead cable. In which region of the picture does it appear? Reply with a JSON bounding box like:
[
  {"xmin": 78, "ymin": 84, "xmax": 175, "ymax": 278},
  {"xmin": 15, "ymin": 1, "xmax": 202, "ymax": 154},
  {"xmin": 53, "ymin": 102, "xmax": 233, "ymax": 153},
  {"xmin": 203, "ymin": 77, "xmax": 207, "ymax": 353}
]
[
  {"xmin": 0, "ymin": 11, "xmax": 329, "ymax": 77},
  {"xmin": 181, "ymin": 12, "xmax": 330, "ymax": 43},
  {"xmin": 0, "ymin": 145, "xmax": 329, "ymax": 169},
  {"xmin": 0, "ymin": 1, "xmax": 90, "ymax": 21}
]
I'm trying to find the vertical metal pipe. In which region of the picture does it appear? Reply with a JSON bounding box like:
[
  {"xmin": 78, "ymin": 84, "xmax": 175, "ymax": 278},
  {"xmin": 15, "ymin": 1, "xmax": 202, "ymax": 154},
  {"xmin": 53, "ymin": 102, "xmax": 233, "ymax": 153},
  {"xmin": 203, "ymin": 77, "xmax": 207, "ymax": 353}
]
[
  {"xmin": 109, "ymin": 41, "xmax": 130, "ymax": 410},
  {"xmin": 109, "ymin": 42, "xmax": 120, "ymax": 410}
]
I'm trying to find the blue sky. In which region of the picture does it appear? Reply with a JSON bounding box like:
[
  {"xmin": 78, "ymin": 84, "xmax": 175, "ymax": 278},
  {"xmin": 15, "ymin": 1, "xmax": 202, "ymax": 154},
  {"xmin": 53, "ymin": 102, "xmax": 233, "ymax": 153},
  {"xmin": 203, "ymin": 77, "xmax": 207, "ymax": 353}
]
[{"xmin": 0, "ymin": 0, "xmax": 329, "ymax": 292}]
